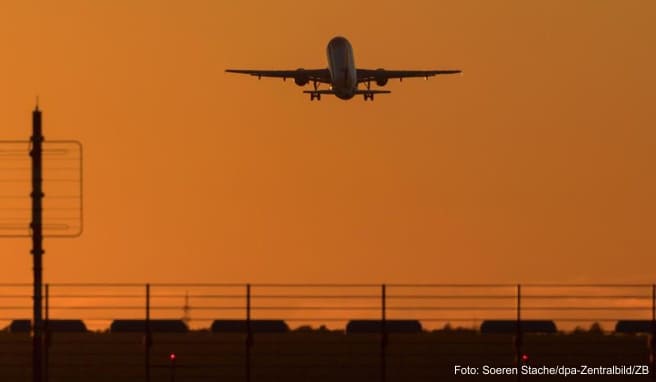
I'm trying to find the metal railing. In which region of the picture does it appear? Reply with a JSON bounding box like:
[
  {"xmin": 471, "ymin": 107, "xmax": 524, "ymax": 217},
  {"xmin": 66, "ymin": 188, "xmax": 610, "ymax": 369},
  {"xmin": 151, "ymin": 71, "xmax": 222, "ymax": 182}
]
[{"xmin": 0, "ymin": 283, "xmax": 655, "ymax": 381}]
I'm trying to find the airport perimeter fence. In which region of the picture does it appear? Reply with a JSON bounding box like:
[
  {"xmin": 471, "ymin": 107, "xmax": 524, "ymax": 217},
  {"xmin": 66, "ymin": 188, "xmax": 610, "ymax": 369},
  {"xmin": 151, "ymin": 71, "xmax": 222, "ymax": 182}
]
[{"xmin": 0, "ymin": 283, "xmax": 655, "ymax": 381}]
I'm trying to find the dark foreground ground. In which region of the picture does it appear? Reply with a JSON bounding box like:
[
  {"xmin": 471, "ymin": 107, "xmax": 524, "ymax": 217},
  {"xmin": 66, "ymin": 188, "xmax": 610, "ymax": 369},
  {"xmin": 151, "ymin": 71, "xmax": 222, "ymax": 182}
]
[{"xmin": 0, "ymin": 332, "xmax": 652, "ymax": 381}]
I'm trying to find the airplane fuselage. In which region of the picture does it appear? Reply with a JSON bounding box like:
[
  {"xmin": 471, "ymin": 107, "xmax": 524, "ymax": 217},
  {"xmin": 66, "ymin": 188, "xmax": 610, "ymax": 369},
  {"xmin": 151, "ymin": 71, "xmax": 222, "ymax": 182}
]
[{"xmin": 326, "ymin": 37, "xmax": 358, "ymax": 100}]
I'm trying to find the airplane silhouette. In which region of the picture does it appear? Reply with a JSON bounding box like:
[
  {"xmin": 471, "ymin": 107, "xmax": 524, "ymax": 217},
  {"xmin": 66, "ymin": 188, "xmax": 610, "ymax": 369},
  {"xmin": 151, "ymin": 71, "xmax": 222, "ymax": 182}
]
[{"xmin": 226, "ymin": 36, "xmax": 461, "ymax": 101}]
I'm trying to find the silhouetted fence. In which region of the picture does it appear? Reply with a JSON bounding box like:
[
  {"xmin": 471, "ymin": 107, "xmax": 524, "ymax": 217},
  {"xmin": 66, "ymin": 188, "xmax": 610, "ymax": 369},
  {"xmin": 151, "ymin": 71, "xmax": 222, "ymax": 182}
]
[{"xmin": 0, "ymin": 283, "xmax": 655, "ymax": 381}]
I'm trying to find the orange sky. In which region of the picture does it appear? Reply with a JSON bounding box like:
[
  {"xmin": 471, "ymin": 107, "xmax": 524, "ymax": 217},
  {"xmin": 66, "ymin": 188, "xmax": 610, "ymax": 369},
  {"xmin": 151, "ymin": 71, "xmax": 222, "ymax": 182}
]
[{"xmin": 0, "ymin": 1, "xmax": 654, "ymax": 285}]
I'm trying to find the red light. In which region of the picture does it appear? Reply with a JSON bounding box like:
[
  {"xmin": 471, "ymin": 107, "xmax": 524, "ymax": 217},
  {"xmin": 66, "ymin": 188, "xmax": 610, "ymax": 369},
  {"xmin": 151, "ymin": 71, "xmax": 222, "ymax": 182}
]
[
  {"xmin": 169, "ymin": 353, "xmax": 176, "ymax": 361},
  {"xmin": 521, "ymin": 354, "xmax": 529, "ymax": 362}
]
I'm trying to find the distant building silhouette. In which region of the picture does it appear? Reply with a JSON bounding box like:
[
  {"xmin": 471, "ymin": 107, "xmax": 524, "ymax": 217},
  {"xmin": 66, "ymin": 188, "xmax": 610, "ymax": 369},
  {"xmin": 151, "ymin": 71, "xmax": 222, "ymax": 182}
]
[
  {"xmin": 480, "ymin": 320, "xmax": 557, "ymax": 334},
  {"xmin": 615, "ymin": 320, "xmax": 653, "ymax": 334},
  {"xmin": 7, "ymin": 319, "xmax": 87, "ymax": 333},
  {"xmin": 346, "ymin": 320, "xmax": 422, "ymax": 334},
  {"xmin": 7, "ymin": 319, "xmax": 31, "ymax": 333},
  {"xmin": 211, "ymin": 320, "xmax": 289, "ymax": 333},
  {"xmin": 110, "ymin": 319, "xmax": 188, "ymax": 333}
]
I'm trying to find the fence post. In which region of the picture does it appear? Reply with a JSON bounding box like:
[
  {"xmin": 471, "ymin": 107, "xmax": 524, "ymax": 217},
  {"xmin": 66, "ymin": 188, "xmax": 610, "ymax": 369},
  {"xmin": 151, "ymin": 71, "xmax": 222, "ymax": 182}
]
[
  {"xmin": 145, "ymin": 283, "xmax": 151, "ymax": 382},
  {"xmin": 246, "ymin": 283, "xmax": 252, "ymax": 382},
  {"xmin": 31, "ymin": 105, "xmax": 44, "ymax": 382},
  {"xmin": 515, "ymin": 284, "xmax": 522, "ymax": 382},
  {"xmin": 651, "ymin": 284, "xmax": 655, "ymax": 381},
  {"xmin": 381, "ymin": 284, "xmax": 387, "ymax": 382},
  {"xmin": 44, "ymin": 284, "xmax": 49, "ymax": 382}
]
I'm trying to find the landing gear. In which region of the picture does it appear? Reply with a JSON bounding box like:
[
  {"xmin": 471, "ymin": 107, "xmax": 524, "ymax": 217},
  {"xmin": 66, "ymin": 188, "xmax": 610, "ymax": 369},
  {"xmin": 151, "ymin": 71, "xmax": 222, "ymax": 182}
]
[
  {"xmin": 363, "ymin": 80, "xmax": 375, "ymax": 101},
  {"xmin": 309, "ymin": 80, "xmax": 321, "ymax": 101}
]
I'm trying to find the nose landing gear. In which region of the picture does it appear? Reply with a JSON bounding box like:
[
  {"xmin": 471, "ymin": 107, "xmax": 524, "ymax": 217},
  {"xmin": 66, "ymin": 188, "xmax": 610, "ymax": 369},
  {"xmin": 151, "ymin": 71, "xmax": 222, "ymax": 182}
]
[
  {"xmin": 363, "ymin": 80, "xmax": 375, "ymax": 101},
  {"xmin": 309, "ymin": 80, "xmax": 321, "ymax": 101}
]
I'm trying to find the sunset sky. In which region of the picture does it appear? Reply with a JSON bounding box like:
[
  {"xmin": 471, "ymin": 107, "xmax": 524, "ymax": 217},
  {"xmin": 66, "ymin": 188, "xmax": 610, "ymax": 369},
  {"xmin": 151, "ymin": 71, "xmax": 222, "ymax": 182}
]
[{"xmin": 1, "ymin": 1, "xmax": 654, "ymax": 285}]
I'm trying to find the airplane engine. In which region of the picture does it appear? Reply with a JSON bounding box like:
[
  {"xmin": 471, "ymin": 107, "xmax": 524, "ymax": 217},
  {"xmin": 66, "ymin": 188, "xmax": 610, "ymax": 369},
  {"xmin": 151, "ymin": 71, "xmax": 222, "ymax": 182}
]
[
  {"xmin": 375, "ymin": 68, "xmax": 388, "ymax": 86},
  {"xmin": 295, "ymin": 68, "xmax": 308, "ymax": 86}
]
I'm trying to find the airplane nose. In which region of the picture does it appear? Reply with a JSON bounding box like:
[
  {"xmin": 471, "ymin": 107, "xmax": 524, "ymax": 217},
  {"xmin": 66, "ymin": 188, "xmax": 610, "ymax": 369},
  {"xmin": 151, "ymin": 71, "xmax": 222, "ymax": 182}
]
[{"xmin": 329, "ymin": 36, "xmax": 348, "ymax": 47}]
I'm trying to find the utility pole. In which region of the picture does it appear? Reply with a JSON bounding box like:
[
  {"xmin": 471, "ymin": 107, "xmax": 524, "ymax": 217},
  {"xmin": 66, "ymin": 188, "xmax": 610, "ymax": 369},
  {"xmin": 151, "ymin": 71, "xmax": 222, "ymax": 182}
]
[
  {"xmin": 0, "ymin": 105, "xmax": 82, "ymax": 380},
  {"xmin": 182, "ymin": 291, "xmax": 190, "ymax": 325},
  {"xmin": 31, "ymin": 104, "xmax": 44, "ymax": 382}
]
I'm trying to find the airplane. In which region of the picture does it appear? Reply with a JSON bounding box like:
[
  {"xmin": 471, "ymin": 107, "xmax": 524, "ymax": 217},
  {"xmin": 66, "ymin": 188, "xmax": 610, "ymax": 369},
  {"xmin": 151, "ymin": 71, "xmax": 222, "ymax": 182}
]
[{"xmin": 226, "ymin": 36, "xmax": 461, "ymax": 101}]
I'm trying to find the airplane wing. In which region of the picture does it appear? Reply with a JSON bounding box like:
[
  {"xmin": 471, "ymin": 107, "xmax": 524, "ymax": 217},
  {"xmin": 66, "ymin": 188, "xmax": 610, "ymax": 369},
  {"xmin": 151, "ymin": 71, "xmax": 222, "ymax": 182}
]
[
  {"xmin": 356, "ymin": 69, "xmax": 461, "ymax": 83},
  {"xmin": 225, "ymin": 68, "xmax": 332, "ymax": 84}
]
